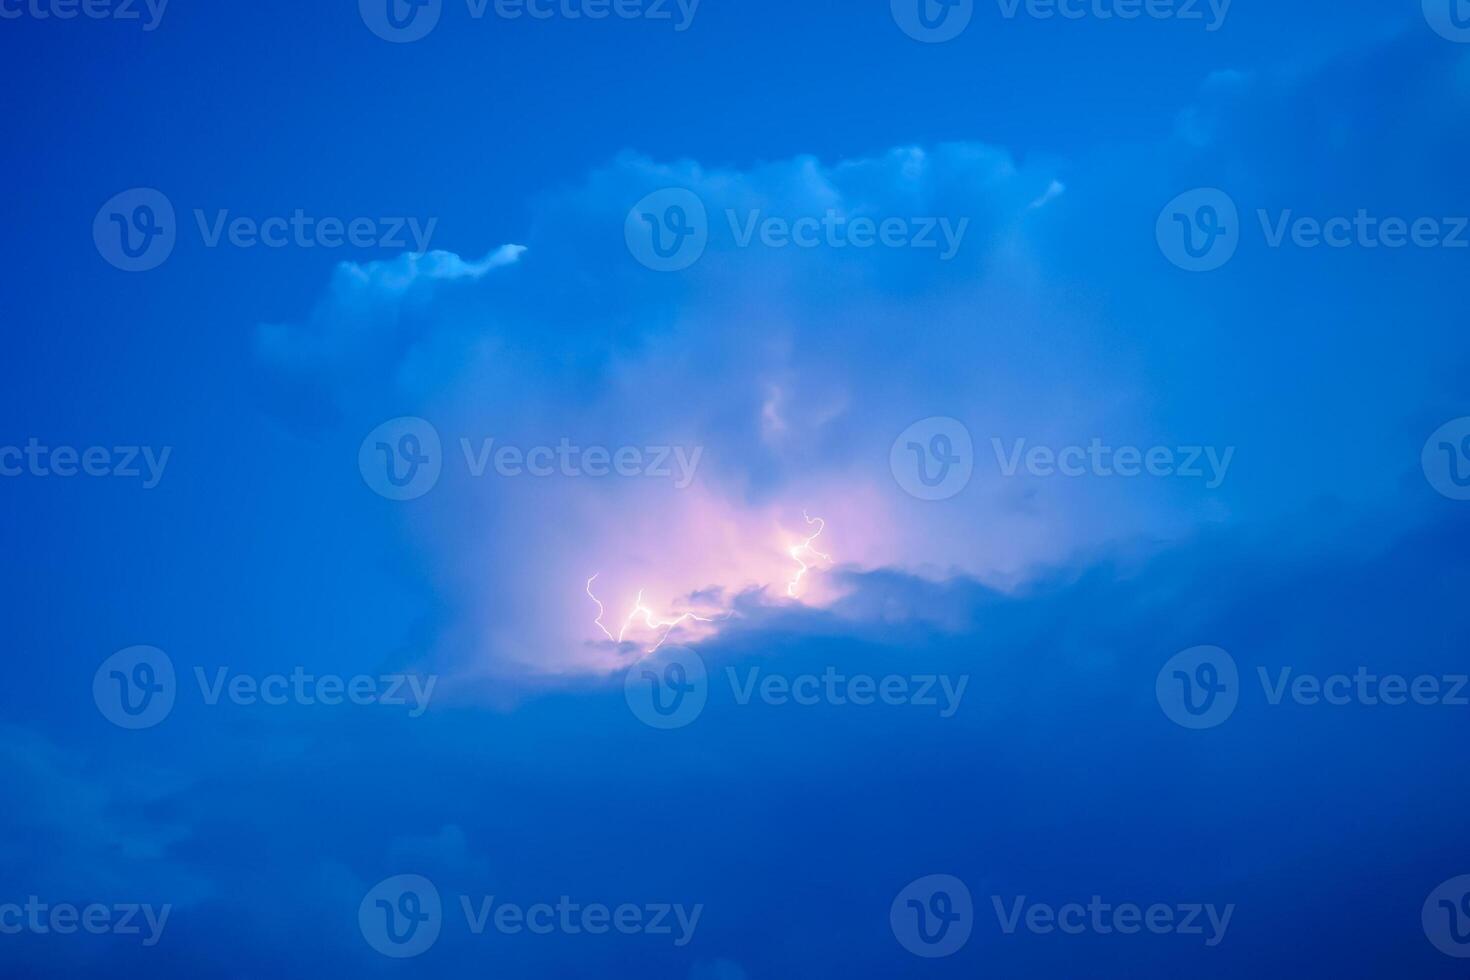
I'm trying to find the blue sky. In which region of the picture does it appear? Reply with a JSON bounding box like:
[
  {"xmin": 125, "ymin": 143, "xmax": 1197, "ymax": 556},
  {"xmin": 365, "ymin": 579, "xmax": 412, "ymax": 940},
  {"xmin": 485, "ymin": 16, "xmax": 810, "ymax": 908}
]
[{"xmin": 3, "ymin": 0, "xmax": 1470, "ymax": 975}]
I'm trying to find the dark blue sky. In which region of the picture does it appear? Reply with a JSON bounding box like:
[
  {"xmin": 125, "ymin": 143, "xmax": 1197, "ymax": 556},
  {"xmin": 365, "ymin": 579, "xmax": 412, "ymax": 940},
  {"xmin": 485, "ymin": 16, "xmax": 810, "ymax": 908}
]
[{"xmin": 3, "ymin": 1, "xmax": 1470, "ymax": 976}]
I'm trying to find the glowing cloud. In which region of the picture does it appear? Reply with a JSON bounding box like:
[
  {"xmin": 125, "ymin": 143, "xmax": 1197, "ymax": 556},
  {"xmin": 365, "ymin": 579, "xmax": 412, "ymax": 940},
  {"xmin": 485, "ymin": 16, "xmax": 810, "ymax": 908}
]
[{"xmin": 585, "ymin": 513, "xmax": 833, "ymax": 653}]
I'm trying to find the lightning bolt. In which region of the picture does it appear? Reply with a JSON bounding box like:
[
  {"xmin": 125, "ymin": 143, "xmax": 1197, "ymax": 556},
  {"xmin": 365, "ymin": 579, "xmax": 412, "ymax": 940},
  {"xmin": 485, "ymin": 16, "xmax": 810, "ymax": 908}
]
[
  {"xmin": 586, "ymin": 574, "xmax": 614, "ymax": 642},
  {"xmin": 787, "ymin": 510, "xmax": 831, "ymax": 598},
  {"xmin": 585, "ymin": 576, "xmax": 718, "ymax": 654},
  {"xmin": 586, "ymin": 512, "xmax": 831, "ymax": 651},
  {"xmin": 619, "ymin": 589, "xmax": 718, "ymax": 653}
]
